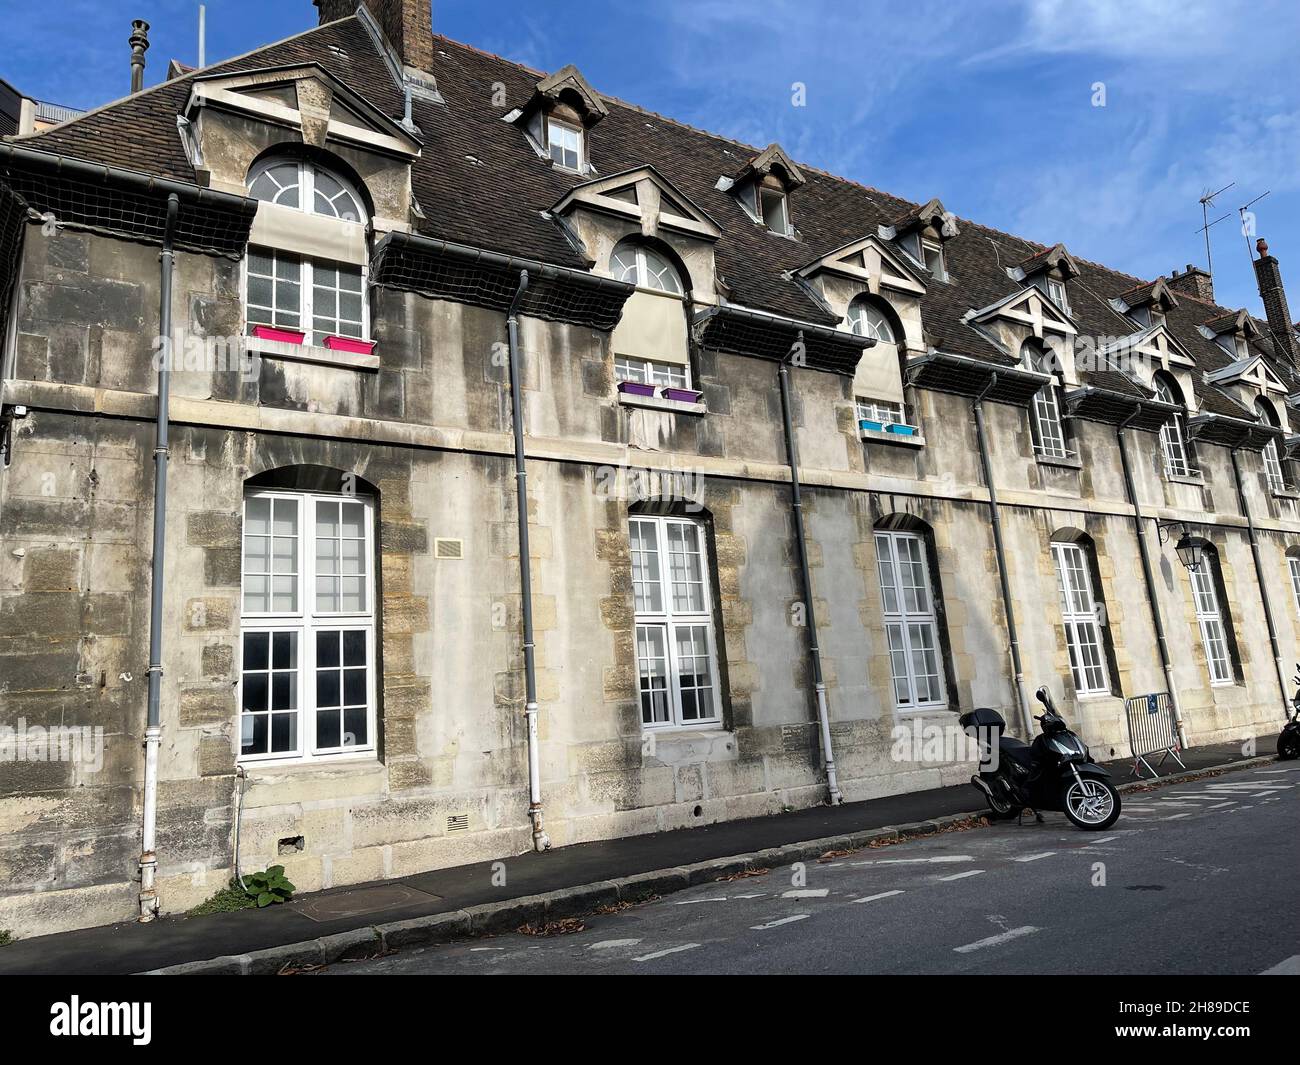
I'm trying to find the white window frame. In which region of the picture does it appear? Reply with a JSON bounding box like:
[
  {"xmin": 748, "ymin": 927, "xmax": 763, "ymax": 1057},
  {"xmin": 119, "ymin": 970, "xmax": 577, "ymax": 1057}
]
[
  {"xmin": 1046, "ymin": 277, "xmax": 1070, "ymax": 314},
  {"xmin": 1190, "ymin": 558, "xmax": 1233, "ymax": 686},
  {"xmin": 248, "ymin": 158, "xmax": 365, "ymax": 223},
  {"xmin": 239, "ymin": 488, "xmax": 377, "ymax": 764},
  {"xmin": 610, "ymin": 243, "xmax": 684, "ymax": 295},
  {"xmin": 1052, "ymin": 542, "xmax": 1110, "ymax": 695},
  {"xmin": 1263, "ymin": 437, "xmax": 1287, "ymax": 493},
  {"xmin": 244, "ymin": 246, "xmax": 369, "ymax": 346},
  {"xmin": 875, "ymin": 530, "xmax": 947, "ymax": 711},
  {"xmin": 630, "ymin": 515, "xmax": 723, "ymax": 731},
  {"xmin": 920, "ymin": 238, "xmax": 945, "ymax": 279},
  {"xmin": 1031, "ymin": 380, "xmax": 1071, "ymax": 459},
  {"xmin": 1288, "ymin": 555, "xmax": 1300, "ymax": 616},
  {"xmin": 615, "ymin": 355, "xmax": 690, "ymax": 390},
  {"xmin": 848, "ymin": 301, "xmax": 896, "ymax": 344},
  {"xmin": 1154, "ymin": 378, "xmax": 1195, "ymax": 477},
  {"xmin": 547, "ymin": 118, "xmax": 584, "ymax": 171},
  {"xmin": 856, "ymin": 397, "xmax": 903, "ymax": 425},
  {"xmin": 760, "ymin": 187, "xmax": 790, "ymax": 235}
]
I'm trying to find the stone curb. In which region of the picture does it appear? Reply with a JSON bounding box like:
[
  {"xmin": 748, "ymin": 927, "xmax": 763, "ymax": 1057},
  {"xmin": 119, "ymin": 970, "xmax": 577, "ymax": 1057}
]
[{"xmin": 139, "ymin": 754, "xmax": 1274, "ymax": 974}]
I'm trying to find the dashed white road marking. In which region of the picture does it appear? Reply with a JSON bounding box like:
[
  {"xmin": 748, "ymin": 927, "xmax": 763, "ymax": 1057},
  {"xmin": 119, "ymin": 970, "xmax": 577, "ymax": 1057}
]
[
  {"xmin": 1012, "ymin": 852, "xmax": 1056, "ymax": 862},
  {"xmin": 937, "ymin": 869, "xmax": 984, "ymax": 882},
  {"xmin": 587, "ymin": 939, "xmax": 642, "ymax": 951},
  {"xmin": 1207, "ymin": 801, "xmax": 1237, "ymax": 809},
  {"xmin": 1090, "ymin": 836, "xmax": 1118, "ymax": 844},
  {"xmin": 675, "ymin": 896, "xmax": 728, "ymax": 905},
  {"xmin": 954, "ymin": 926, "xmax": 1040, "ymax": 954},
  {"xmin": 856, "ymin": 855, "xmax": 973, "ymax": 866},
  {"xmin": 751, "ymin": 914, "xmax": 810, "ymax": 930},
  {"xmin": 469, "ymin": 946, "xmax": 503, "ymax": 952},
  {"xmin": 851, "ymin": 890, "xmax": 904, "ymax": 904},
  {"xmin": 1161, "ymin": 812, "xmax": 1193, "ymax": 820},
  {"xmin": 1260, "ymin": 955, "xmax": 1300, "ymax": 975},
  {"xmin": 633, "ymin": 943, "xmax": 700, "ymax": 962},
  {"xmin": 782, "ymin": 888, "xmax": 829, "ymax": 898},
  {"xmin": 732, "ymin": 893, "xmax": 767, "ymax": 899}
]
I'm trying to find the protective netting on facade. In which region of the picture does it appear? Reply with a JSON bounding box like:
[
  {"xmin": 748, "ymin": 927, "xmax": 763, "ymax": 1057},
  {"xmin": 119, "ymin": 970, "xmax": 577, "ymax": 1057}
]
[
  {"xmin": 0, "ymin": 158, "xmax": 255, "ymax": 258},
  {"xmin": 0, "ymin": 182, "xmax": 27, "ymax": 354},
  {"xmin": 371, "ymin": 234, "xmax": 633, "ymax": 331},
  {"xmin": 693, "ymin": 306, "xmax": 866, "ymax": 377}
]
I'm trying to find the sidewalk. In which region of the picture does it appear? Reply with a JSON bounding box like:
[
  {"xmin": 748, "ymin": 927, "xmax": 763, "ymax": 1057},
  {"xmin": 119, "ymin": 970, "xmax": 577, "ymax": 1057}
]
[{"xmin": 0, "ymin": 735, "xmax": 1273, "ymax": 975}]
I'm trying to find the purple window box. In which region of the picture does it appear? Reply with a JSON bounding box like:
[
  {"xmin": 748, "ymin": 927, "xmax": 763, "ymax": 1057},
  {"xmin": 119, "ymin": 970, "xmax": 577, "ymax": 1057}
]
[
  {"xmin": 323, "ymin": 335, "xmax": 377, "ymax": 355},
  {"xmin": 663, "ymin": 387, "xmax": 703, "ymax": 404},
  {"xmin": 617, "ymin": 380, "xmax": 657, "ymax": 397},
  {"xmin": 251, "ymin": 324, "xmax": 306, "ymax": 345}
]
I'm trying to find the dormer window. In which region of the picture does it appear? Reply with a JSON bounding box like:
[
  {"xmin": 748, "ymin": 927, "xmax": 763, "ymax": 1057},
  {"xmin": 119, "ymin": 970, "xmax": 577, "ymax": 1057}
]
[
  {"xmin": 761, "ymin": 187, "xmax": 790, "ymax": 235},
  {"xmin": 546, "ymin": 117, "xmax": 583, "ymax": 172},
  {"xmin": 1149, "ymin": 308, "xmax": 1166, "ymax": 329},
  {"xmin": 250, "ymin": 159, "xmax": 364, "ymax": 222},
  {"xmin": 1217, "ymin": 333, "xmax": 1247, "ymax": 360},
  {"xmin": 611, "ymin": 243, "xmax": 684, "ymax": 294},
  {"xmin": 920, "ymin": 238, "xmax": 946, "ymax": 279},
  {"xmin": 1046, "ymin": 277, "xmax": 1070, "ymax": 314}
]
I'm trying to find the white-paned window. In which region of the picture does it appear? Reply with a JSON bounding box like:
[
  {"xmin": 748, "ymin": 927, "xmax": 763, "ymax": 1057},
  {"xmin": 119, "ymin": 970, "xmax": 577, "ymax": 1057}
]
[
  {"xmin": 875, "ymin": 530, "xmax": 946, "ymax": 710},
  {"xmin": 1190, "ymin": 558, "xmax": 1233, "ymax": 685},
  {"xmin": 856, "ymin": 398, "xmax": 903, "ymax": 425},
  {"xmin": 610, "ymin": 243, "xmax": 683, "ymax": 294},
  {"xmin": 547, "ymin": 119, "xmax": 583, "ymax": 171},
  {"xmin": 1052, "ymin": 542, "xmax": 1109, "ymax": 695},
  {"xmin": 761, "ymin": 188, "xmax": 790, "ymax": 235},
  {"xmin": 1263, "ymin": 437, "xmax": 1286, "ymax": 493},
  {"xmin": 1031, "ymin": 381, "xmax": 1070, "ymax": 458},
  {"xmin": 249, "ymin": 159, "xmax": 364, "ymax": 222},
  {"xmin": 246, "ymin": 248, "xmax": 367, "ymax": 344},
  {"xmin": 1154, "ymin": 376, "xmax": 1194, "ymax": 477},
  {"xmin": 1289, "ymin": 556, "xmax": 1300, "ymax": 615},
  {"xmin": 848, "ymin": 301, "xmax": 896, "ymax": 344},
  {"xmin": 615, "ymin": 355, "xmax": 689, "ymax": 390},
  {"xmin": 920, "ymin": 238, "xmax": 945, "ymax": 279},
  {"xmin": 1046, "ymin": 277, "xmax": 1070, "ymax": 314},
  {"xmin": 630, "ymin": 516, "xmax": 722, "ymax": 729},
  {"xmin": 240, "ymin": 489, "xmax": 376, "ymax": 763}
]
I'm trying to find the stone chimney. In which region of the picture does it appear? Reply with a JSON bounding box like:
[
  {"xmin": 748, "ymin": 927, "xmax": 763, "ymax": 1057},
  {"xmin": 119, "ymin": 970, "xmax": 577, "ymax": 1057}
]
[
  {"xmin": 129, "ymin": 20, "xmax": 150, "ymax": 94},
  {"xmin": 315, "ymin": 1, "xmax": 433, "ymax": 72},
  {"xmin": 1167, "ymin": 263, "xmax": 1214, "ymax": 303},
  {"xmin": 1253, "ymin": 238, "xmax": 1299, "ymax": 364}
]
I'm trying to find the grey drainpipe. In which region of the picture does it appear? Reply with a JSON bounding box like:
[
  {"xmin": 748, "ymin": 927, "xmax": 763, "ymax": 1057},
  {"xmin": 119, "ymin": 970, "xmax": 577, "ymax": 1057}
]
[
  {"xmin": 1228, "ymin": 447, "xmax": 1290, "ymax": 709},
  {"xmin": 972, "ymin": 375, "xmax": 1032, "ymax": 736},
  {"xmin": 777, "ymin": 336, "xmax": 842, "ymax": 805},
  {"xmin": 138, "ymin": 192, "xmax": 179, "ymax": 920},
  {"xmin": 506, "ymin": 270, "xmax": 550, "ymax": 851},
  {"xmin": 1115, "ymin": 405, "xmax": 1188, "ymax": 746}
]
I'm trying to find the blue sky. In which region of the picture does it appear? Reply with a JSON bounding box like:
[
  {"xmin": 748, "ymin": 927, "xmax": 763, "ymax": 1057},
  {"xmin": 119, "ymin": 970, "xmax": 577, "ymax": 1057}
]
[{"xmin": 4, "ymin": 0, "xmax": 1299, "ymax": 314}]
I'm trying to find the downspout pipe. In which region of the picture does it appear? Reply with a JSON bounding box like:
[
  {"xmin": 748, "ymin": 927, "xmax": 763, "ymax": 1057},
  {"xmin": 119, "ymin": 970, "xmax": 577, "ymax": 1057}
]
[
  {"xmin": 139, "ymin": 192, "xmax": 179, "ymax": 921},
  {"xmin": 1228, "ymin": 447, "xmax": 1290, "ymax": 710},
  {"xmin": 777, "ymin": 337, "xmax": 842, "ymax": 805},
  {"xmin": 1115, "ymin": 405, "xmax": 1188, "ymax": 747},
  {"xmin": 972, "ymin": 375, "xmax": 1032, "ymax": 736},
  {"xmin": 506, "ymin": 270, "xmax": 550, "ymax": 851}
]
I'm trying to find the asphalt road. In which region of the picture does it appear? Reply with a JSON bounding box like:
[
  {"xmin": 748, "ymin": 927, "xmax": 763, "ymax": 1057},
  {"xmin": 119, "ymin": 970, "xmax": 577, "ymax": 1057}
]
[{"xmin": 324, "ymin": 761, "xmax": 1300, "ymax": 975}]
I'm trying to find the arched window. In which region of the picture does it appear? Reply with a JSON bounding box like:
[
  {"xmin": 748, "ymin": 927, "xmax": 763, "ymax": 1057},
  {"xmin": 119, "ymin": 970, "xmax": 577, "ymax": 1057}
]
[
  {"xmin": 628, "ymin": 510, "xmax": 722, "ymax": 729},
  {"xmin": 848, "ymin": 297, "xmax": 896, "ymax": 345},
  {"xmin": 1256, "ymin": 397, "xmax": 1287, "ymax": 493},
  {"xmin": 249, "ymin": 158, "xmax": 364, "ymax": 222},
  {"xmin": 1023, "ymin": 339, "xmax": 1069, "ymax": 460},
  {"xmin": 610, "ymin": 240, "xmax": 683, "ymax": 295},
  {"xmin": 1187, "ymin": 542, "xmax": 1238, "ymax": 686},
  {"xmin": 873, "ymin": 521, "xmax": 949, "ymax": 709},
  {"xmin": 1050, "ymin": 531, "xmax": 1113, "ymax": 695},
  {"xmin": 239, "ymin": 467, "xmax": 378, "ymax": 763},
  {"xmin": 1153, "ymin": 372, "xmax": 1194, "ymax": 477}
]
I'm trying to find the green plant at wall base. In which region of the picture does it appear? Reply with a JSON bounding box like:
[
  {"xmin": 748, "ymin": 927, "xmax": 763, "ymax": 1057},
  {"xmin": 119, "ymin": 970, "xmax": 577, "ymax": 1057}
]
[
  {"xmin": 243, "ymin": 865, "xmax": 296, "ymax": 907},
  {"xmin": 188, "ymin": 881, "xmax": 255, "ymax": 916},
  {"xmin": 0, "ymin": 929, "xmax": 13, "ymax": 946}
]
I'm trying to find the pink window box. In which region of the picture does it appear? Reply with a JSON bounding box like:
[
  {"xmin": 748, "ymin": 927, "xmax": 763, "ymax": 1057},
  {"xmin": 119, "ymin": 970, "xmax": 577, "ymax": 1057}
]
[
  {"xmin": 323, "ymin": 335, "xmax": 377, "ymax": 355},
  {"xmin": 251, "ymin": 325, "xmax": 306, "ymax": 345}
]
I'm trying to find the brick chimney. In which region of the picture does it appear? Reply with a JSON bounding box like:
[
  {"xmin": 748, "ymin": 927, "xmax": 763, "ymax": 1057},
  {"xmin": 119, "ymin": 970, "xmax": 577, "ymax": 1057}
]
[
  {"xmin": 1253, "ymin": 238, "xmax": 1299, "ymax": 364},
  {"xmin": 1167, "ymin": 263, "xmax": 1214, "ymax": 303},
  {"xmin": 315, "ymin": 1, "xmax": 432, "ymax": 72}
]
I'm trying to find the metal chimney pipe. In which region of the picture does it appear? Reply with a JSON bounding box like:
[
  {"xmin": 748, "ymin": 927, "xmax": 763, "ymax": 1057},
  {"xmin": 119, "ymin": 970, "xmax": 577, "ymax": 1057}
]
[{"xmin": 129, "ymin": 20, "xmax": 150, "ymax": 94}]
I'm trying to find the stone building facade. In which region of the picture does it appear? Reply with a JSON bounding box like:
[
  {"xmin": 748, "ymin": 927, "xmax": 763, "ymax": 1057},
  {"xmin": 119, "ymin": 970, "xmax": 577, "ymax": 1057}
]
[{"xmin": 1, "ymin": 1, "xmax": 1298, "ymax": 936}]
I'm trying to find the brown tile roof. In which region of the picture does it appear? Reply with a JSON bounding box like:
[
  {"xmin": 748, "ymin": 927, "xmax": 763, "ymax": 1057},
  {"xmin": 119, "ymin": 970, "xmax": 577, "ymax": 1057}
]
[{"xmin": 16, "ymin": 14, "xmax": 1300, "ymax": 423}]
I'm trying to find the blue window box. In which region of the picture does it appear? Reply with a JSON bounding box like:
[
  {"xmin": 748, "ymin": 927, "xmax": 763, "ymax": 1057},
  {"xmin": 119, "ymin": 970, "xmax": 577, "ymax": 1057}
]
[
  {"xmin": 886, "ymin": 423, "xmax": 917, "ymax": 436},
  {"xmin": 858, "ymin": 418, "xmax": 885, "ymax": 433}
]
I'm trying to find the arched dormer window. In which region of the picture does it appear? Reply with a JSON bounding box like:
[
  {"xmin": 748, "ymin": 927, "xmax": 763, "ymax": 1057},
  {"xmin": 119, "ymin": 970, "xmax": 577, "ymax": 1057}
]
[
  {"xmin": 608, "ymin": 239, "xmax": 694, "ymax": 398},
  {"xmin": 848, "ymin": 298, "xmax": 895, "ymax": 345},
  {"xmin": 1153, "ymin": 371, "xmax": 1195, "ymax": 478},
  {"xmin": 1255, "ymin": 397, "xmax": 1288, "ymax": 493},
  {"xmin": 244, "ymin": 155, "xmax": 372, "ymax": 350},
  {"xmin": 848, "ymin": 296, "xmax": 912, "ymax": 433},
  {"xmin": 1022, "ymin": 339, "xmax": 1071, "ymax": 460}
]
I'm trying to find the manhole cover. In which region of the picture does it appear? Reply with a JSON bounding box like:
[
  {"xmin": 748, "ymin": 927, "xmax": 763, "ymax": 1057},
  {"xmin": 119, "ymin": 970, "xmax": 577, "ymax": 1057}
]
[{"xmin": 295, "ymin": 884, "xmax": 441, "ymax": 922}]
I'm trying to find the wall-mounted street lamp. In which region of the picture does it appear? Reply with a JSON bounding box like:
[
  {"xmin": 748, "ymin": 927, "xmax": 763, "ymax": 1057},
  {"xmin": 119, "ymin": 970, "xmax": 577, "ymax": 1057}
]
[{"xmin": 1157, "ymin": 520, "xmax": 1205, "ymax": 571}]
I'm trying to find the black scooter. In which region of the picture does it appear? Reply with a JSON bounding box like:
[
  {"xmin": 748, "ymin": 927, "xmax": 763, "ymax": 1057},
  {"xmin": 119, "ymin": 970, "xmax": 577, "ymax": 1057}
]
[
  {"xmin": 1279, "ymin": 663, "xmax": 1300, "ymax": 760},
  {"xmin": 958, "ymin": 687, "xmax": 1121, "ymax": 831}
]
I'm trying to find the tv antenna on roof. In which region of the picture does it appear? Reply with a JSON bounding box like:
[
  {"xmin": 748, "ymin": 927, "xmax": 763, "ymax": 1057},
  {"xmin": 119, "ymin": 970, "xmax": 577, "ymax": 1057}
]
[
  {"xmin": 1238, "ymin": 190, "xmax": 1271, "ymax": 261},
  {"xmin": 1195, "ymin": 182, "xmax": 1235, "ymax": 277}
]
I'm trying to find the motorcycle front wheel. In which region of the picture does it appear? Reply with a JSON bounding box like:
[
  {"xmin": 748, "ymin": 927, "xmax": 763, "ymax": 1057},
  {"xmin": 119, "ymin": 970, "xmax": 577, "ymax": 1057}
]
[{"xmin": 1060, "ymin": 777, "xmax": 1121, "ymax": 830}]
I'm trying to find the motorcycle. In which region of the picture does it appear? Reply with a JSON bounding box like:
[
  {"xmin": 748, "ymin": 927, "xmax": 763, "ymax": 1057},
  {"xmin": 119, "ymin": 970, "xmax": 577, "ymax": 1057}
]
[
  {"xmin": 958, "ymin": 686, "xmax": 1121, "ymax": 831},
  {"xmin": 1279, "ymin": 663, "xmax": 1300, "ymax": 760}
]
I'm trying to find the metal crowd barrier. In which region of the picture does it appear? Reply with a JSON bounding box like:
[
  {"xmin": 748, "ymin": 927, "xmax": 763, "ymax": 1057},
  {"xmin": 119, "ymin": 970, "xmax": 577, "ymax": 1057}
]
[{"xmin": 1124, "ymin": 691, "xmax": 1186, "ymax": 779}]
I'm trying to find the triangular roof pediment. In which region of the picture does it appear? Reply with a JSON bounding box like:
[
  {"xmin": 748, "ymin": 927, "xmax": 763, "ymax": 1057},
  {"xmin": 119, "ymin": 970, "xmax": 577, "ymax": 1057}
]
[
  {"xmin": 552, "ymin": 165, "xmax": 721, "ymax": 241},
  {"xmin": 795, "ymin": 234, "xmax": 927, "ymax": 296},
  {"xmin": 733, "ymin": 142, "xmax": 806, "ymax": 190},
  {"xmin": 966, "ymin": 285, "xmax": 1077, "ymax": 336},
  {"xmin": 532, "ymin": 63, "xmax": 608, "ymax": 125},
  {"xmin": 1205, "ymin": 352, "xmax": 1288, "ymax": 394}
]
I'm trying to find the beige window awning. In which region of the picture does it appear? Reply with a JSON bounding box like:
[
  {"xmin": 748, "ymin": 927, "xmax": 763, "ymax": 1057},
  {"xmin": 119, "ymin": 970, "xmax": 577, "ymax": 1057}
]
[
  {"xmin": 249, "ymin": 201, "xmax": 368, "ymax": 266},
  {"xmin": 610, "ymin": 289, "xmax": 690, "ymax": 365},
  {"xmin": 852, "ymin": 345, "xmax": 904, "ymax": 404}
]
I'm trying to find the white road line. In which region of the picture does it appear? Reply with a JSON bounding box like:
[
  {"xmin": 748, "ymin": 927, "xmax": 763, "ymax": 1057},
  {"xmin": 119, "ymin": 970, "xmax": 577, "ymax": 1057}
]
[
  {"xmin": 633, "ymin": 944, "xmax": 700, "ymax": 962},
  {"xmin": 1161, "ymin": 812, "xmax": 1193, "ymax": 820},
  {"xmin": 1207, "ymin": 801, "xmax": 1237, "ymax": 809},
  {"xmin": 1260, "ymin": 955, "xmax": 1300, "ymax": 975},
  {"xmin": 782, "ymin": 888, "xmax": 829, "ymax": 898},
  {"xmin": 732, "ymin": 893, "xmax": 767, "ymax": 899},
  {"xmin": 872, "ymin": 855, "xmax": 973, "ymax": 865},
  {"xmin": 674, "ymin": 896, "xmax": 728, "ymax": 905},
  {"xmin": 469, "ymin": 946, "xmax": 503, "ymax": 952},
  {"xmin": 851, "ymin": 890, "xmax": 904, "ymax": 904},
  {"xmin": 751, "ymin": 914, "xmax": 811, "ymax": 930},
  {"xmin": 587, "ymin": 939, "xmax": 642, "ymax": 951},
  {"xmin": 1012, "ymin": 852, "xmax": 1056, "ymax": 862},
  {"xmin": 1090, "ymin": 836, "xmax": 1118, "ymax": 844},
  {"xmin": 954, "ymin": 926, "xmax": 1040, "ymax": 954},
  {"xmin": 938, "ymin": 869, "xmax": 984, "ymax": 882}
]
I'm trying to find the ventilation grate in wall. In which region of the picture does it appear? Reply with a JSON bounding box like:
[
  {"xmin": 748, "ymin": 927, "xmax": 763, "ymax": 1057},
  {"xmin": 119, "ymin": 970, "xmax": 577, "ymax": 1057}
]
[
  {"xmin": 446, "ymin": 814, "xmax": 470, "ymax": 833},
  {"xmin": 434, "ymin": 538, "xmax": 464, "ymax": 560}
]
